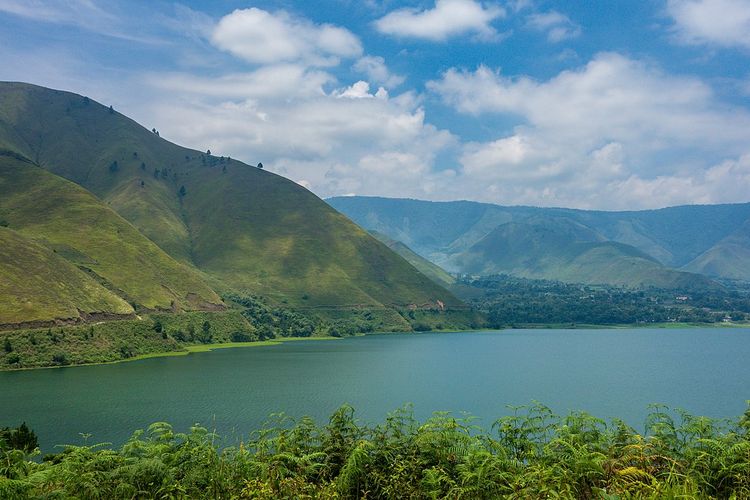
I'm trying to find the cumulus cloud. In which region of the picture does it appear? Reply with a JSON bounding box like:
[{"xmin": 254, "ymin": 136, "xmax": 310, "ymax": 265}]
[
  {"xmin": 212, "ymin": 8, "xmax": 362, "ymax": 65},
  {"xmin": 333, "ymin": 80, "xmax": 389, "ymax": 99},
  {"xmin": 353, "ymin": 56, "xmax": 405, "ymax": 88},
  {"xmin": 428, "ymin": 52, "xmax": 750, "ymax": 208},
  {"xmin": 526, "ymin": 10, "xmax": 581, "ymax": 42},
  {"xmin": 136, "ymin": 65, "xmax": 455, "ymax": 199},
  {"xmin": 374, "ymin": 0, "xmax": 505, "ymax": 41},
  {"xmin": 667, "ymin": 0, "xmax": 750, "ymax": 49}
]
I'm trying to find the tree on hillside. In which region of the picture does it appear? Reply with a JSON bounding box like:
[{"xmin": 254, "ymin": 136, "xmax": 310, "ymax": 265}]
[
  {"xmin": 257, "ymin": 162, "xmax": 263, "ymax": 169},
  {"xmin": 179, "ymin": 185, "xmax": 186, "ymax": 197},
  {"xmin": 108, "ymin": 105, "xmax": 114, "ymax": 114},
  {"xmin": 109, "ymin": 161, "xmax": 119, "ymax": 173}
]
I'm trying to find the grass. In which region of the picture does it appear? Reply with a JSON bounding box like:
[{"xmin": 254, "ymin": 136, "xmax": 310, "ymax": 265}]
[
  {"xmin": 0, "ymin": 154, "xmax": 221, "ymax": 312},
  {"xmin": 0, "ymin": 227, "xmax": 132, "ymax": 324}
]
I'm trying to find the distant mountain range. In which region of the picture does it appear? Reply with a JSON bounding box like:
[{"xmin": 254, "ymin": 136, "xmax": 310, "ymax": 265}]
[
  {"xmin": 328, "ymin": 196, "xmax": 750, "ymax": 289},
  {"xmin": 0, "ymin": 82, "xmax": 463, "ymax": 328}
]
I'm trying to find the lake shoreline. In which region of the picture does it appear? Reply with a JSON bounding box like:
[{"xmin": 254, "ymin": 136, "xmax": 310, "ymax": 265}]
[{"xmin": 3, "ymin": 321, "xmax": 749, "ymax": 372}]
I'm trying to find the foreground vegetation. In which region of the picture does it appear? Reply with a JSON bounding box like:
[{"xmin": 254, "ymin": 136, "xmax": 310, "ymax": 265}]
[{"xmin": 2, "ymin": 404, "xmax": 750, "ymax": 498}]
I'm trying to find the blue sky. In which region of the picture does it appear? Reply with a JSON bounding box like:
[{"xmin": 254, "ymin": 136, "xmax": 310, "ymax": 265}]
[{"xmin": 1, "ymin": 0, "xmax": 749, "ymax": 209}]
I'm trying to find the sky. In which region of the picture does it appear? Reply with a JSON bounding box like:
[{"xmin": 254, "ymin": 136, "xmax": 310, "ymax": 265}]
[{"xmin": 1, "ymin": 0, "xmax": 749, "ymax": 210}]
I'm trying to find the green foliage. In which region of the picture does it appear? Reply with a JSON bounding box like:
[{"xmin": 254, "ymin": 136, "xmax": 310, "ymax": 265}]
[
  {"xmin": 3, "ymin": 404, "xmax": 750, "ymax": 498},
  {"xmin": 0, "ymin": 311, "xmax": 253, "ymax": 369},
  {"xmin": 461, "ymin": 274, "xmax": 750, "ymax": 327},
  {"xmin": 0, "ymin": 423, "xmax": 38, "ymax": 453}
]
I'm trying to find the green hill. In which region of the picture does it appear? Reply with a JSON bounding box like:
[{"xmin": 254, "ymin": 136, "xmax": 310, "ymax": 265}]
[
  {"xmin": 329, "ymin": 196, "xmax": 750, "ymax": 285},
  {"xmin": 683, "ymin": 221, "xmax": 750, "ymax": 280},
  {"xmin": 0, "ymin": 82, "xmax": 462, "ymax": 332},
  {"xmin": 369, "ymin": 231, "xmax": 455, "ymax": 287},
  {"xmin": 447, "ymin": 217, "xmax": 717, "ymax": 289}
]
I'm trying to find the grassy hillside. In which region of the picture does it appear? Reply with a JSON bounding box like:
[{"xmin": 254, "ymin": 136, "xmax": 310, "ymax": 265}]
[
  {"xmin": 0, "ymin": 82, "xmax": 464, "ymax": 331},
  {"xmin": 0, "ymin": 227, "xmax": 133, "ymax": 325},
  {"xmin": 0, "ymin": 153, "xmax": 222, "ymax": 312},
  {"xmin": 449, "ymin": 218, "xmax": 717, "ymax": 289},
  {"xmin": 683, "ymin": 221, "xmax": 750, "ymax": 280},
  {"xmin": 369, "ymin": 231, "xmax": 455, "ymax": 286}
]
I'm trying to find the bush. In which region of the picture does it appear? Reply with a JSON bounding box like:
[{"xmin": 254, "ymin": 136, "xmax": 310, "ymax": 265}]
[
  {"xmin": 230, "ymin": 331, "xmax": 255, "ymax": 343},
  {"xmin": 3, "ymin": 405, "xmax": 750, "ymax": 498}
]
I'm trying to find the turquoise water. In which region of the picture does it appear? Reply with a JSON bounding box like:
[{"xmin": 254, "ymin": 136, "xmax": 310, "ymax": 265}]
[{"xmin": 1, "ymin": 328, "xmax": 749, "ymax": 452}]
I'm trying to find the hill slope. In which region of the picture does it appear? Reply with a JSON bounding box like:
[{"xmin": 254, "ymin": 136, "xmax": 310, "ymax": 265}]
[
  {"xmin": 369, "ymin": 231, "xmax": 455, "ymax": 287},
  {"xmin": 449, "ymin": 217, "xmax": 715, "ymax": 289},
  {"xmin": 0, "ymin": 82, "xmax": 461, "ymax": 328},
  {"xmin": 0, "ymin": 152, "xmax": 222, "ymax": 312},
  {"xmin": 683, "ymin": 221, "xmax": 750, "ymax": 280},
  {"xmin": 329, "ymin": 196, "xmax": 750, "ymax": 284},
  {"xmin": 0, "ymin": 226, "xmax": 133, "ymax": 325}
]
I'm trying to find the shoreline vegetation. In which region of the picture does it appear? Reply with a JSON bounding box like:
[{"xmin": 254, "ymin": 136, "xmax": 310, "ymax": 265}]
[
  {"xmin": 2, "ymin": 315, "xmax": 749, "ymax": 372},
  {"xmin": 0, "ymin": 298, "xmax": 485, "ymax": 371},
  {"xmin": 2, "ymin": 403, "xmax": 749, "ymax": 499}
]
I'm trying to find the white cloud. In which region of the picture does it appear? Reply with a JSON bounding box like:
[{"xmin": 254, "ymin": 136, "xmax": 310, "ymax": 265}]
[
  {"xmin": 137, "ymin": 66, "xmax": 455, "ymax": 200},
  {"xmin": 428, "ymin": 52, "xmax": 750, "ymax": 208},
  {"xmin": 212, "ymin": 8, "xmax": 362, "ymax": 65},
  {"xmin": 333, "ymin": 80, "xmax": 389, "ymax": 99},
  {"xmin": 667, "ymin": 0, "xmax": 750, "ymax": 49},
  {"xmin": 145, "ymin": 65, "xmax": 333, "ymax": 100},
  {"xmin": 353, "ymin": 55, "xmax": 405, "ymax": 88},
  {"xmin": 526, "ymin": 10, "xmax": 581, "ymax": 42},
  {"xmin": 374, "ymin": 0, "xmax": 505, "ymax": 41}
]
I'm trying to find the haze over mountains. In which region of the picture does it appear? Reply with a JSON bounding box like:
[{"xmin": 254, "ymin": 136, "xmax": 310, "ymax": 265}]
[
  {"xmin": 0, "ymin": 82, "xmax": 462, "ymax": 327},
  {"xmin": 328, "ymin": 196, "xmax": 750, "ymax": 289}
]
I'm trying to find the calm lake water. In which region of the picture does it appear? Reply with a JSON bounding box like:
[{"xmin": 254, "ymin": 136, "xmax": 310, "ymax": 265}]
[{"xmin": 2, "ymin": 328, "xmax": 749, "ymax": 452}]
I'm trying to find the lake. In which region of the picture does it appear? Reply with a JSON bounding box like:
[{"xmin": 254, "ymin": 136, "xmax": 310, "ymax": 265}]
[{"xmin": 2, "ymin": 328, "xmax": 749, "ymax": 452}]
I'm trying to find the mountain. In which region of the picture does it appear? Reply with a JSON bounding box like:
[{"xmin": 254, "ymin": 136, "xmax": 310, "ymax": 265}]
[
  {"xmin": 450, "ymin": 217, "xmax": 717, "ymax": 289},
  {"xmin": 0, "ymin": 82, "xmax": 463, "ymax": 330},
  {"xmin": 328, "ymin": 196, "xmax": 748, "ymax": 287},
  {"xmin": 369, "ymin": 231, "xmax": 455, "ymax": 287},
  {"xmin": 683, "ymin": 221, "xmax": 750, "ymax": 281}
]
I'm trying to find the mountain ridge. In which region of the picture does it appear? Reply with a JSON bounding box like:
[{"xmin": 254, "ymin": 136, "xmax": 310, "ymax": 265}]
[{"xmin": 328, "ymin": 196, "xmax": 748, "ymax": 288}]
